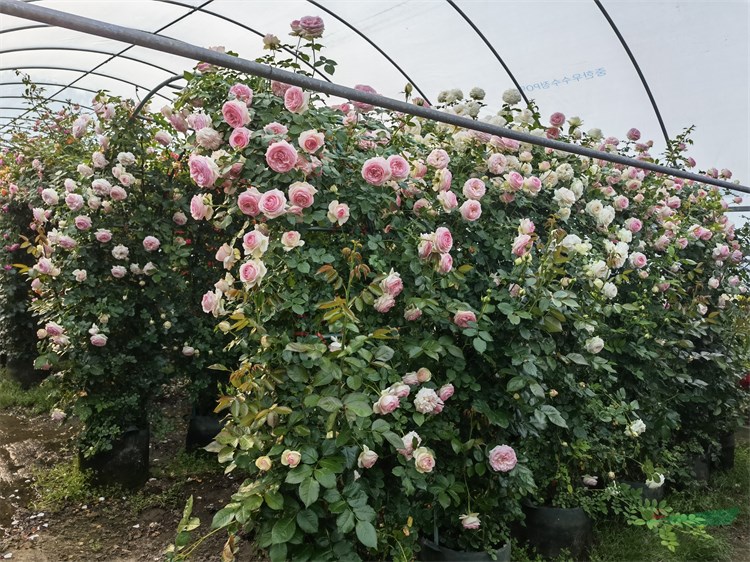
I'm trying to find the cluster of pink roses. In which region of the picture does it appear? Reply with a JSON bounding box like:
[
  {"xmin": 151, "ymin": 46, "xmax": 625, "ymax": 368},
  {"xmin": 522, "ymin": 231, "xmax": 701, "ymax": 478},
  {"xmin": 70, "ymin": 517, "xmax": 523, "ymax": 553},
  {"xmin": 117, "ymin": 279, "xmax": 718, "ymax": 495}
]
[
  {"xmin": 418, "ymin": 226, "xmax": 454, "ymax": 274},
  {"xmin": 372, "ymin": 367, "xmax": 454, "ymax": 419},
  {"xmin": 373, "ymin": 269, "xmax": 403, "ymax": 313}
]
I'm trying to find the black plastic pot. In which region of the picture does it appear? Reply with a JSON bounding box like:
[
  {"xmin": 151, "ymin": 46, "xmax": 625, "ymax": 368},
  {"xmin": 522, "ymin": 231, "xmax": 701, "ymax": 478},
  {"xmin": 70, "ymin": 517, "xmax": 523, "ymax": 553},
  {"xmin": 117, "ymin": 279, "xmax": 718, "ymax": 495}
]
[
  {"xmin": 716, "ymin": 432, "xmax": 735, "ymax": 471},
  {"xmin": 419, "ymin": 538, "xmax": 510, "ymax": 561},
  {"xmin": 622, "ymin": 481, "xmax": 665, "ymax": 502},
  {"xmin": 79, "ymin": 426, "xmax": 150, "ymax": 488},
  {"xmin": 689, "ymin": 454, "xmax": 710, "ymax": 482},
  {"xmin": 185, "ymin": 413, "xmax": 222, "ymax": 451},
  {"xmin": 522, "ymin": 504, "xmax": 592, "ymax": 560}
]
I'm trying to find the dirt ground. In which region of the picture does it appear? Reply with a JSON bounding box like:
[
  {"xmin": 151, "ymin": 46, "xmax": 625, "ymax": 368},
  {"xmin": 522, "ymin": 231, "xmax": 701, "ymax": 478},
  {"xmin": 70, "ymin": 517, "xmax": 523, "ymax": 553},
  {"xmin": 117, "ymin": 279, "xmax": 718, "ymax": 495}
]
[{"xmin": 0, "ymin": 392, "xmax": 248, "ymax": 562}]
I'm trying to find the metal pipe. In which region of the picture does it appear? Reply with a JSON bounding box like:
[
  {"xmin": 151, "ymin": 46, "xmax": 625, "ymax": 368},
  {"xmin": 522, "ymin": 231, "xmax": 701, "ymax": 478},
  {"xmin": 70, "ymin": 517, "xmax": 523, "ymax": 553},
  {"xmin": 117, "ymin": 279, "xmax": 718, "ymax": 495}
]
[
  {"xmin": 728, "ymin": 206, "xmax": 750, "ymax": 213},
  {"xmin": 130, "ymin": 74, "xmax": 184, "ymax": 120},
  {"xmin": 0, "ymin": 0, "xmax": 748, "ymax": 194}
]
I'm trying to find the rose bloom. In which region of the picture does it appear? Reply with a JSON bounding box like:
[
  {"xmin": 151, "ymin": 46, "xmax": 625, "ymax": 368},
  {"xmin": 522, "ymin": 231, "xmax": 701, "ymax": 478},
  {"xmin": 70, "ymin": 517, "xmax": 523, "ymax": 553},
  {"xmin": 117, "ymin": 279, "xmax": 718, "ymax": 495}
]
[
  {"xmin": 57, "ymin": 236, "xmax": 76, "ymax": 250},
  {"xmin": 239, "ymin": 258, "xmax": 267, "ymax": 288},
  {"xmin": 352, "ymin": 84, "xmax": 378, "ymax": 112},
  {"xmin": 45, "ymin": 322, "xmax": 64, "ymax": 337},
  {"xmin": 327, "ymin": 200, "xmax": 350, "ymax": 225},
  {"xmin": 255, "ymin": 456, "xmax": 272, "ymax": 471},
  {"xmin": 361, "ymin": 157, "xmax": 392, "ymax": 186},
  {"xmin": 453, "ymin": 310, "xmax": 477, "ymax": 328},
  {"xmin": 404, "ymin": 307, "xmax": 422, "ymax": 321},
  {"xmin": 95, "ymin": 229, "xmax": 112, "ymax": 243},
  {"xmin": 299, "ymin": 15, "xmax": 325, "ymax": 38},
  {"xmin": 629, "ymin": 252, "xmax": 648, "ymax": 269},
  {"xmin": 265, "ymin": 140, "xmax": 298, "ymax": 173},
  {"xmin": 41, "ymin": 188, "xmax": 59, "ymax": 206},
  {"xmin": 438, "ymin": 384, "xmax": 454, "ymax": 402},
  {"xmin": 460, "ymin": 514, "xmax": 481, "ymax": 530},
  {"xmin": 112, "ymin": 244, "xmax": 129, "ymax": 260},
  {"xmin": 357, "ymin": 446, "xmax": 378, "ymax": 469},
  {"xmin": 459, "ymin": 199, "xmax": 482, "ymax": 221},
  {"xmin": 229, "ymin": 83, "xmax": 253, "ymax": 104},
  {"xmin": 435, "ymin": 170, "xmax": 454, "ymax": 193},
  {"xmin": 90, "ymin": 333, "xmax": 108, "ymax": 347},
  {"xmin": 434, "ymin": 227, "xmax": 453, "ymax": 253},
  {"xmin": 624, "ymin": 217, "xmax": 643, "ymax": 233},
  {"xmin": 188, "ymin": 154, "xmax": 219, "ymax": 188},
  {"xmin": 373, "ymin": 293, "xmax": 396, "ymax": 313},
  {"xmin": 281, "ymin": 231, "xmax": 305, "ymax": 251},
  {"xmin": 92, "ymin": 151, "xmax": 108, "ymax": 169},
  {"xmin": 413, "ymin": 447, "xmax": 436, "ymax": 473},
  {"xmin": 72, "ymin": 269, "xmax": 87, "ymax": 282},
  {"xmin": 585, "ymin": 336, "xmax": 605, "ymax": 354},
  {"xmin": 518, "ymin": 218, "xmax": 535, "ymax": 235},
  {"xmin": 92, "ymin": 178, "xmax": 112, "ymax": 196},
  {"xmin": 437, "ymin": 190, "xmax": 458, "ymax": 212},
  {"xmin": 221, "ymin": 100, "xmax": 250, "ymax": 128},
  {"xmin": 549, "ymin": 112, "xmax": 566, "ymax": 127},
  {"xmin": 229, "ymin": 127, "xmax": 251, "ymax": 150},
  {"xmin": 487, "ymin": 153, "xmax": 507, "ymax": 175},
  {"xmin": 202, "ymin": 289, "xmax": 221, "ymax": 315},
  {"xmin": 413, "ymin": 387, "xmax": 443, "ymax": 414},
  {"xmin": 512, "ymin": 234, "xmax": 533, "ymax": 257},
  {"xmin": 264, "ymin": 121, "xmax": 288, "ymax": 136},
  {"xmin": 65, "ymin": 193, "xmax": 84, "ymax": 211},
  {"xmin": 190, "ymin": 194, "xmax": 212, "ymax": 220},
  {"xmin": 380, "ymin": 269, "xmax": 403, "ymax": 296},
  {"xmin": 259, "ymin": 189, "xmax": 287, "ymax": 219},
  {"xmin": 398, "ymin": 431, "xmax": 422, "ymax": 459},
  {"xmin": 426, "ymin": 148, "xmax": 450, "ymax": 169},
  {"xmin": 284, "ymin": 86, "xmax": 309, "ymax": 114},
  {"xmin": 74, "ymin": 215, "xmax": 92, "ymax": 230},
  {"xmin": 171, "ymin": 211, "xmax": 187, "ymax": 226},
  {"xmin": 627, "ymin": 127, "xmax": 641, "ymax": 141},
  {"xmin": 195, "ymin": 127, "xmax": 223, "ymax": 150},
  {"xmin": 437, "ymin": 252, "xmax": 453, "ymax": 274},
  {"xmin": 298, "ymin": 129, "xmax": 325, "ymax": 153},
  {"xmin": 387, "ymin": 155, "xmax": 410, "ymax": 180},
  {"xmin": 109, "ymin": 186, "xmax": 128, "ymax": 201},
  {"xmin": 288, "ymin": 181, "xmax": 317, "ymax": 209},
  {"xmin": 242, "ymin": 229, "xmax": 269, "ymax": 257},
  {"xmin": 111, "ymin": 265, "xmax": 127, "ymax": 278},
  {"xmin": 373, "ymin": 393, "xmax": 399, "ymax": 415},
  {"xmin": 488, "ymin": 444, "xmax": 517, "ymax": 472},
  {"xmin": 154, "ymin": 131, "xmax": 172, "ymax": 146},
  {"xmin": 280, "ymin": 449, "xmax": 301, "ymax": 468},
  {"xmin": 462, "ymin": 178, "xmax": 486, "ymax": 200},
  {"xmin": 238, "ymin": 187, "xmax": 262, "ymax": 216}
]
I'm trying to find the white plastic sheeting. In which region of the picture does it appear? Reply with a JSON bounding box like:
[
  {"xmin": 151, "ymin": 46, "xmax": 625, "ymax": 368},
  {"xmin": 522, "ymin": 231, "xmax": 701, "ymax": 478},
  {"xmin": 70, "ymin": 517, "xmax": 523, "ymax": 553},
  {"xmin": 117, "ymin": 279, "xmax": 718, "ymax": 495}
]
[{"xmin": 0, "ymin": 0, "xmax": 748, "ymax": 209}]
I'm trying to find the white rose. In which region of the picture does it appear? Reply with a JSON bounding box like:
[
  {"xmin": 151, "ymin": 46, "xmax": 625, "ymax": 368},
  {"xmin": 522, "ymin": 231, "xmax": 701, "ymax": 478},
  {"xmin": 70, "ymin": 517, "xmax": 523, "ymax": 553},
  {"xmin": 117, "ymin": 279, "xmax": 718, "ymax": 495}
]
[
  {"xmin": 625, "ymin": 419, "xmax": 647, "ymax": 438},
  {"xmin": 585, "ymin": 336, "xmax": 604, "ymax": 354},
  {"xmin": 645, "ymin": 473, "xmax": 665, "ymax": 489},
  {"xmin": 502, "ymin": 89, "xmax": 523, "ymax": 105},
  {"xmin": 602, "ymin": 282, "xmax": 618, "ymax": 299}
]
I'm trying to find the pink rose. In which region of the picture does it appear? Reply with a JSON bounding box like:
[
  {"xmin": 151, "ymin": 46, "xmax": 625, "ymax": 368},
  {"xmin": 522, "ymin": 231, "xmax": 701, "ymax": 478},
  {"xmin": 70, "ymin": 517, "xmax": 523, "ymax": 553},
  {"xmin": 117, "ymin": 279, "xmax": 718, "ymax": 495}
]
[
  {"xmin": 299, "ymin": 129, "xmax": 325, "ymax": 154},
  {"xmin": 238, "ymin": 187, "xmax": 262, "ymax": 216},
  {"xmin": 488, "ymin": 444, "xmax": 517, "ymax": 472},
  {"xmin": 173, "ymin": 211, "xmax": 187, "ymax": 225},
  {"xmin": 352, "ymin": 84, "xmax": 378, "ymax": 112},
  {"xmin": 629, "ymin": 252, "xmax": 647, "ymax": 269},
  {"xmin": 460, "ymin": 514, "xmax": 481, "ymax": 530},
  {"xmin": 94, "ymin": 229, "xmax": 112, "ymax": 244},
  {"xmin": 627, "ymin": 128, "xmax": 641, "ymax": 141},
  {"xmin": 190, "ymin": 194, "xmax": 212, "ymax": 220},
  {"xmin": 518, "ymin": 218, "xmax": 535, "ymax": 235},
  {"xmin": 459, "ymin": 199, "xmax": 482, "ymax": 221},
  {"xmin": 239, "ymin": 259, "xmax": 267, "ymax": 288},
  {"xmin": 373, "ymin": 294, "xmax": 396, "ymax": 313},
  {"xmin": 109, "ymin": 186, "xmax": 128, "ymax": 201},
  {"xmin": 74, "ymin": 215, "xmax": 92, "ymax": 230},
  {"xmin": 524, "ymin": 176, "xmax": 542, "ymax": 195},
  {"xmin": 512, "ymin": 234, "xmax": 533, "ymax": 257},
  {"xmin": 201, "ymin": 290, "xmax": 220, "ymax": 314},
  {"xmin": 507, "ymin": 171, "xmax": 524, "ymax": 191},
  {"xmin": 418, "ymin": 237, "xmax": 434, "ymax": 260},
  {"xmin": 613, "ymin": 195, "xmax": 629, "ymax": 211},
  {"xmin": 265, "ymin": 141, "xmax": 298, "ymax": 173},
  {"xmin": 549, "ymin": 112, "xmax": 566, "ymax": 127},
  {"xmin": 417, "ymin": 368, "xmax": 432, "ymax": 383},
  {"xmin": 196, "ymin": 127, "xmax": 223, "ymax": 150},
  {"xmin": 288, "ymin": 181, "xmax": 317, "ymax": 209},
  {"xmin": 229, "ymin": 83, "xmax": 253, "ymax": 104},
  {"xmin": 155, "ymin": 131, "xmax": 172, "ymax": 146},
  {"xmin": 271, "ymin": 81, "xmax": 291, "ymax": 97},
  {"xmin": 187, "ymin": 113, "xmax": 211, "ymax": 131},
  {"xmin": 373, "ymin": 393, "xmax": 400, "ymax": 415},
  {"xmin": 65, "ymin": 193, "xmax": 84, "ymax": 211},
  {"xmin": 242, "ymin": 229, "xmax": 269, "ymax": 257},
  {"xmin": 280, "ymin": 449, "xmax": 301, "ymax": 468},
  {"xmin": 413, "ymin": 447, "xmax": 436, "ymax": 473},
  {"xmin": 111, "ymin": 265, "xmax": 127, "ymax": 278},
  {"xmin": 437, "ymin": 252, "xmax": 453, "ymax": 274},
  {"xmin": 404, "ymin": 307, "xmax": 422, "ymax": 322},
  {"xmin": 259, "ymin": 189, "xmax": 287, "ymax": 219},
  {"xmin": 45, "ymin": 322, "xmax": 64, "ymax": 337},
  {"xmin": 414, "ymin": 387, "xmax": 443, "ymax": 414},
  {"xmin": 437, "ymin": 190, "xmax": 458, "ymax": 212},
  {"xmin": 284, "ymin": 86, "xmax": 309, "ymax": 114},
  {"xmin": 387, "ymin": 155, "xmax": 410, "ymax": 180},
  {"xmin": 264, "ymin": 122, "xmax": 288, "ymax": 136},
  {"xmin": 90, "ymin": 334, "xmax": 108, "ymax": 347},
  {"xmin": 487, "ymin": 153, "xmax": 507, "ymax": 175},
  {"xmin": 281, "ymin": 231, "xmax": 305, "ymax": 251},
  {"xmin": 426, "ymin": 148, "xmax": 450, "ymax": 169},
  {"xmin": 398, "ymin": 431, "xmax": 421, "ymax": 459},
  {"xmin": 142, "ymin": 236, "xmax": 160, "ymax": 252},
  {"xmin": 379, "ymin": 269, "xmax": 403, "ymax": 296},
  {"xmin": 357, "ymin": 446, "xmax": 378, "ymax": 469},
  {"xmin": 221, "ymin": 100, "xmax": 250, "ymax": 128},
  {"xmin": 412, "ymin": 160, "xmax": 427, "ymax": 179},
  {"xmin": 435, "ymin": 168, "xmax": 452, "ymax": 192},
  {"xmin": 188, "ymin": 154, "xmax": 219, "ymax": 188},
  {"xmin": 438, "ymin": 384, "xmax": 454, "ymax": 402},
  {"xmin": 327, "ymin": 200, "xmax": 350, "ymax": 225},
  {"xmin": 462, "ymin": 178, "xmax": 486, "ymax": 200},
  {"xmin": 624, "ymin": 217, "xmax": 643, "ymax": 233},
  {"xmin": 229, "ymin": 127, "xmax": 251, "ymax": 150},
  {"xmin": 434, "ymin": 227, "xmax": 453, "ymax": 253},
  {"xmin": 402, "ymin": 373, "xmax": 419, "ymax": 385},
  {"xmin": 453, "ymin": 310, "xmax": 477, "ymax": 328},
  {"xmin": 299, "ymin": 15, "xmax": 325, "ymax": 38},
  {"xmin": 388, "ymin": 383, "xmax": 411, "ymax": 398},
  {"xmin": 361, "ymin": 157, "xmax": 392, "ymax": 186}
]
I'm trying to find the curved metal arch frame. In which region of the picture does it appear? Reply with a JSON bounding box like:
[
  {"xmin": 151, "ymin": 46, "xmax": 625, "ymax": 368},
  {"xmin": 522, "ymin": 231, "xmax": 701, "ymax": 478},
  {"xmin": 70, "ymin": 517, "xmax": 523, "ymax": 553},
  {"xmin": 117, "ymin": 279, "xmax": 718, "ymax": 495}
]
[
  {"xmin": 305, "ymin": 0, "xmax": 431, "ymax": 104},
  {"xmin": 0, "ymin": 66, "xmax": 175, "ymax": 102},
  {"xmin": 445, "ymin": 0, "xmax": 530, "ymax": 105},
  {"xmin": 0, "ymin": 46, "xmax": 183, "ymax": 76},
  {"xmin": 593, "ymin": 0, "xmax": 670, "ymax": 147},
  {"xmin": 0, "ymin": 80, "xmax": 103, "ymax": 97},
  {"xmin": 1, "ymin": 0, "xmax": 216, "ymax": 133},
  {"xmin": 132, "ymin": 74, "xmax": 185, "ymax": 118},
  {"xmin": 0, "ymin": 96, "xmax": 95, "ymax": 111},
  {"xmin": 153, "ymin": 0, "xmax": 334, "ymax": 84}
]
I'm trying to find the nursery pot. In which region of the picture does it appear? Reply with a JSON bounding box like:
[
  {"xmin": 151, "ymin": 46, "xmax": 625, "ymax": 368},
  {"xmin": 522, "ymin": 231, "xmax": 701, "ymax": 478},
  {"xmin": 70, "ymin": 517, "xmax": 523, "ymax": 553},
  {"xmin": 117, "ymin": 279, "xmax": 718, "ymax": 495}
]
[
  {"xmin": 185, "ymin": 412, "xmax": 223, "ymax": 451},
  {"xmin": 622, "ymin": 481, "xmax": 665, "ymax": 502},
  {"xmin": 689, "ymin": 454, "xmax": 710, "ymax": 482},
  {"xmin": 79, "ymin": 425, "xmax": 150, "ymax": 489},
  {"xmin": 419, "ymin": 538, "xmax": 510, "ymax": 562},
  {"xmin": 522, "ymin": 504, "xmax": 592, "ymax": 560}
]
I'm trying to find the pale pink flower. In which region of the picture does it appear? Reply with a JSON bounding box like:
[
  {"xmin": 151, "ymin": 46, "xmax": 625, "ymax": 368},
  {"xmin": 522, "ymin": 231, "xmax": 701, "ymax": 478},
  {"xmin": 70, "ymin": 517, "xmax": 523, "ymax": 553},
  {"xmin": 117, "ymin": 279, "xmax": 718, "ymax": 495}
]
[
  {"xmin": 357, "ymin": 446, "xmax": 378, "ymax": 469},
  {"xmin": 512, "ymin": 234, "xmax": 533, "ymax": 257},
  {"xmin": 239, "ymin": 259, "xmax": 267, "ymax": 288},
  {"xmin": 298, "ymin": 129, "xmax": 325, "ymax": 153},
  {"xmin": 380, "ymin": 269, "xmax": 403, "ymax": 296},
  {"xmin": 613, "ymin": 195, "xmax": 629, "ymax": 211},
  {"xmin": 259, "ymin": 189, "xmax": 287, "ymax": 219},
  {"xmin": 417, "ymin": 368, "xmax": 432, "ymax": 383},
  {"xmin": 95, "ymin": 229, "xmax": 112, "ymax": 243},
  {"xmin": 281, "ymin": 231, "xmax": 305, "ymax": 251},
  {"xmin": 488, "ymin": 444, "xmax": 517, "ymax": 472},
  {"xmin": 65, "ymin": 193, "xmax": 84, "ymax": 211},
  {"xmin": 460, "ymin": 514, "xmax": 481, "ymax": 530},
  {"xmin": 453, "ymin": 310, "xmax": 477, "ymax": 328},
  {"xmin": 111, "ymin": 265, "xmax": 127, "ymax": 278},
  {"xmin": 74, "ymin": 215, "xmax": 92, "ymax": 230},
  {"xmin": 109, "ymin": 186, "xmax": 128, "ymax": 201},
  {"xmin": 372, "ymin": 393, "xmax": 399, "ymax": 415},
  {"xmin": 373, "ymin": 293, "xmax": 396, "ymax": 313},
  {"xmin": 90, "ymin": 333, "xmax": 108, "ymax": 347},
  {"xmin": 507, "ymin": 171, "xmax": 524, "ymax": 191},
  {"xmin": 229, "ymin": 83, "xmax": 253, "ymax": 104},
  {"xmin": 280, "ymin": 449, "xmax": 301, "ymax": 468},
  {"xmin": 327, "ymin": 200, "xmax": 350, "ymax": 225},
  {"xmin": 265, "ymin": 141, "xmax": 298, "ymax": 173},
  {"xmin": 284, "ymin": 86, "xmax": 309, "ymax": 114},
  {"xmin": 238, "ymin": 187, "xmax": 262, "ymax": 216},
  {"xmin": 549, "ymin": 112, "xmax": 566, "ymax": 127},
  {"xmin": 487, "ymin": 153, "xmax": 507, "ymax": 175},
  {"xmin": 155, "ymin": 131, "xmax": 172, "ymax": 146},
  {"xmin": 242, "ymin": 229, "xmax": 269, "ymax": 257},
  {"xmin": 437, "ymin": 252, "xmax": 453, "ymax": 274},
  {"xmin": 188, "ymin": 154, "xmax": 219, "ymax": 188},
  {"xmin": 387, "ymin": 155, "xmax": 410, "ymax": 180},
  {"xmin": 414, "ymin": 387, "xmax": 443, "ymax": 414},
  {"xmin": 629, "ymin": 252, "xmax": 647, "ymax": 269},
  {"xmin": 404, "ymin": 307, "xmax": 422, "ymax": 322},
  {"xmin": 229, "ymin": 127, "xmax": 251, "ymax": 150},
  {"xmin": 264, "ymin": 122, "xmax": 288, "ymax": 136},
  {"xmin": 438, "ymin": 384, "xmax": 454, "ymax": 402},
  {"xmin": 352, "ymin": 84, "xmax": 378, "ymax": 112},
  {"xmin": 190, "ymin": 194, "xmax": 212, "ymax": 220},
  {"xmin": 462, "ymin": 178, "xmax": 486, "ymax": 200},
  {"xmin": 518, "ymin": 218, "xmax": 535, "ymax": 235},
  {"xmin": 413, "ymin": 447, "xmax": 436, "ymax": 473},
  {"xmin": 426, "ymin": 148, "xmax": 450, "ymax": 169},
  {"xmin": 202, "ymin": 290, "xmax": 221, "ymax": 315},
  {"xmin": 361, "ymin": 157, "xmax": 392, "ymax": 186},
  {"xmin": 45, "ymin": 322, "xmax": 64, "ymax": 337},
  {"xmin": 437, "ymin": 190, "xmax": 458, "ymax": 212},
  {"xmin": 398, "ymin": 431, "xmax": 421, "ymax": 459},
  {"xmin": 626, "ymin": 128, "xmax": 641, "ymax": 141},
  {"xmin": 196, "ymin": 127, "xmax": 223, "ymax": 150},
  {"xmin": 222, "ymin": 100, "xmax": 250, "ymax": 128},
  {"xmin": 288, "ymin": 181, "xmax": 317, "ymax": 209},
  {"xmin": 624, "ymin": 217, "xmax": 643, "ymax": 233},
  {"xmin": 434, "ymin": 227, "xmax": 453, "ymax": 253},
  {"xmin": 173, "ymin": 211, "xmax": 187, "ymax": 225}
]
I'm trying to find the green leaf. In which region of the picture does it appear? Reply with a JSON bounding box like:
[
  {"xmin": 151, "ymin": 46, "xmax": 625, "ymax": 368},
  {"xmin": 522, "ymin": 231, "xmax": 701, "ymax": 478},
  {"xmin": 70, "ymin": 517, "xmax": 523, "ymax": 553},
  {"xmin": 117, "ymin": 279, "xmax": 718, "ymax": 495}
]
[
  {"xmin": 566, "ymin": 353, "xmax": 589, "ymax": 365},
  {"xmin": 285, "ymin": 464, "xmax": 313, "ymax": 484},
  {"xmin": 269, "ymin": 543, "xmax": 287, "ymax": 562},
  {"xmin": 355, "ymin": 521, "xmax": 378, "ymax": 549},
  {"xmin": 507, "ymin": 377, "xmax": 526, "ymax": 392},
  {"xmin": 373, "ymin": 345, "xmax": 395, "ymax": 362},
  {"xmin": 318, "ymin": 456, "xmax": 346, "ymax": 473},
  {"xmin": 271, "ymin": 516, "xmax": 296, "ymax": 544},
  {"xmin": 296, "ymin": 509, "xmax": 319, "ymax": 533},
  {"xmin": 211, "ymin": 507, "xmax": 236, "ymax": 529},
  {"xmin": 384, "ymin": 431, "xmax": 405, "ymax": 450},
  {"xmin": 314, "ymin": 467, "xmax": 337, "ymax": 488},
  {"xmin": 337, "ymin": 509, "xmax": 356, "ymax": 534},
  {"xmin": 297, "ymin": 261, "xmax": 311, "ymax": 274},
  {"xmin": 472, "ymin": 338, "xmax": 487, "ymax": 353},
  {"xmin": 299, "ymin": 476, "xmax": 320, "ymax": 507},
  {"xmin": 345, "ymin": 401, "xmax": 372, "ymax": 418},
  {"xmin": 264, "ymin": 490, "xmax": 284, "ymax": 510},
  {"xmin": 542, "ymin": 314, "xmax": 563, "ymax": 333},
  {"xmin": 318, "ymin": 396, "xmax": 343, "ymax": 412},
  {"xmin": 541, "ymin": 405, "xmax": 568, "ymax": 428}
]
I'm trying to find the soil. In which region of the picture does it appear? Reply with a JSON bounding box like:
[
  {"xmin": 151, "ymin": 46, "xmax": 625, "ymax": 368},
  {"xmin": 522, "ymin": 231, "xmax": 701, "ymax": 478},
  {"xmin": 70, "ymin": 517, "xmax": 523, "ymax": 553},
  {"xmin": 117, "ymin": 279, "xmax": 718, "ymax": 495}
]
[{"xmin": 0, "ymin": 391, "xmax": 253, "ymax": 562}]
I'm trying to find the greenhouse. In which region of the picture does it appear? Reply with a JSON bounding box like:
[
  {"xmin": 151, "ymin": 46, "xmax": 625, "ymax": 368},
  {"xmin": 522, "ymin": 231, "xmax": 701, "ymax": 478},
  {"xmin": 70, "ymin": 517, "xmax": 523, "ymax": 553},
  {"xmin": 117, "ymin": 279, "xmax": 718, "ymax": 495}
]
[{"xmin": 0, "ymin": 1, "xmax": 748, "ymax": 560}]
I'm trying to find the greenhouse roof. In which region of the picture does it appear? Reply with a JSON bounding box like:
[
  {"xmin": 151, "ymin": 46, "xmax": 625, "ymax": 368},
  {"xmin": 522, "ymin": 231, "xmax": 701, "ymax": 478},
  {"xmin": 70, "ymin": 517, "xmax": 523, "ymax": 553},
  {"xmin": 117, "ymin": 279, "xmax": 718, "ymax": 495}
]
[{"xmin": 0, "ymin": 0, "xmax": 748, "ymax": 213}]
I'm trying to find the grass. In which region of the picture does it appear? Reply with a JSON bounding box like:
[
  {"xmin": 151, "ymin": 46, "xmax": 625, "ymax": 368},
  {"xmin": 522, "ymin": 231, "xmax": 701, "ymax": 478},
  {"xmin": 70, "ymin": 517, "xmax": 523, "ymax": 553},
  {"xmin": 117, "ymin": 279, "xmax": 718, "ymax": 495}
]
[
  {"xmin": 589, "ymin": 444, "xmax": 750, "ymax": 562},
  {"xmin": 0, "ymin": 366, "xmax": 56, "ymax": 413}
]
